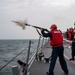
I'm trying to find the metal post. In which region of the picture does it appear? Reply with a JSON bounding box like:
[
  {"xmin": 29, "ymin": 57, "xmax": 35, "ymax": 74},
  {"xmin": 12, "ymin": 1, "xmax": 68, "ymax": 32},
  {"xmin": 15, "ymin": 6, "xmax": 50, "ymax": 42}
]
[
  {"xmin": 24, "ymin": 40, "xmax": 31, "ymax": 75},
  {"xmin": 36, "ymin": 35, "xmax": 41, "ymax": 60},
  {"xmin": 41, "ymin": 37, "xmax": 44, "ymax": 48},
  {"xmin": 12, "ymin": 65, "xmax": 20, "ymax": 75}
]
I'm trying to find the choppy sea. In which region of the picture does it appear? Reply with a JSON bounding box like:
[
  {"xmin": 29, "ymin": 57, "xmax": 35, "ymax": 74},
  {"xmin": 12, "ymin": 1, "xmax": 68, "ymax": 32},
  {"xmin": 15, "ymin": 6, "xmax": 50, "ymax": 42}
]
[{"xmin": 0, "ymin": 39, "xmax": 39, "ymax": 75}]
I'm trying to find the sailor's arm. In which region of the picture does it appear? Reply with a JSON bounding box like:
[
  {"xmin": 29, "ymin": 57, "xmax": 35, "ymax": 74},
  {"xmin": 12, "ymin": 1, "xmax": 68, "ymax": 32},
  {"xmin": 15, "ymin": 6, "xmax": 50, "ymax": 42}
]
[{"xmin": 41, "ymin": 29, "xmax": 52, "ymax": 38}]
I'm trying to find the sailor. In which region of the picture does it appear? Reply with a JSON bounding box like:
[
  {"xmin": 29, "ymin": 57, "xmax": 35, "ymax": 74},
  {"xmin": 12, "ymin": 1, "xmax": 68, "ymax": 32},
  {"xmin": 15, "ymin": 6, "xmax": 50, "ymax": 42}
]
[
  {"xmin": 41, "ymin": 24, "xmax": 68, "ymax": 75},
  {"xmin": 67, "ymin": 28, "xmax": 72, "ymax": 40},
  {"xmin": 69, "ymin": 22, "xmax": 75, "ymax": 60}
]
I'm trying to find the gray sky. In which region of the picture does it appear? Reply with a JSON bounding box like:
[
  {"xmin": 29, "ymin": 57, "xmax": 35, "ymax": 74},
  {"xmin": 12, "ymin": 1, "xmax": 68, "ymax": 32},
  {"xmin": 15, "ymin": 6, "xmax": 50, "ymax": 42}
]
[{"xmin": 0, "ymin": 0, "xmax": 75, "ymax": 39}]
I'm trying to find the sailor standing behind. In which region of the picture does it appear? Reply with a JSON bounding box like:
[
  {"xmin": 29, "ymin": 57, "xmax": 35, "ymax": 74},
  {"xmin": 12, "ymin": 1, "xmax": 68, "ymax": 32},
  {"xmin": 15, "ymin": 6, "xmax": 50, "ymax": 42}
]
[{"xmin": 69, "ymin": 24, "xmax": 75, "ymax": 60}]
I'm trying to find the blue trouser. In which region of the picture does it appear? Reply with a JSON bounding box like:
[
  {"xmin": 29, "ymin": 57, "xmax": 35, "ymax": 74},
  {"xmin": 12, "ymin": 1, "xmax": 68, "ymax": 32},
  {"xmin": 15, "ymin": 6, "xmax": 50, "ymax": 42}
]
[
  {"xmin": 71, "ymin": 46, "xmax": 75, "ymax": 59},
  {"xmin": 49, "ymin": 46, "xmax": 68, "ymax": 74},
  {"xmin": 71, "ymin": 42, "xmax": 75, "ymax": 59}
]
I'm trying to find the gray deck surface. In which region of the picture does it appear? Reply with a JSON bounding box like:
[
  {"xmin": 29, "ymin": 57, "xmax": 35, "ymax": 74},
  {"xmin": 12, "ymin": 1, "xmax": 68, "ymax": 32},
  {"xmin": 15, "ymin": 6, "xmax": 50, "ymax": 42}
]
[{"xmin": 29, "ymin": 41, "xmax": 75, "ymax": 75}]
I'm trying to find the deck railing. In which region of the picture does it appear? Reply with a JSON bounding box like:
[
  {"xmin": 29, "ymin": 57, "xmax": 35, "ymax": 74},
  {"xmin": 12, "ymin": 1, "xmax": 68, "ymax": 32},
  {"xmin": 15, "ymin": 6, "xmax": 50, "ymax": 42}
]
[{"xmin": 0, "ymin": 36, "xmax": 49, "ymax": 75}]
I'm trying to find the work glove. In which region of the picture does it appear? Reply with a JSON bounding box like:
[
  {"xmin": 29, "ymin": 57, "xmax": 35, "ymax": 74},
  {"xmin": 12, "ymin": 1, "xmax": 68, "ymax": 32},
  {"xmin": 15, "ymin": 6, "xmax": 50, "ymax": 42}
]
[{"xmin": 43, "ymin": 29, "xmax": 49, "ymax": 32}]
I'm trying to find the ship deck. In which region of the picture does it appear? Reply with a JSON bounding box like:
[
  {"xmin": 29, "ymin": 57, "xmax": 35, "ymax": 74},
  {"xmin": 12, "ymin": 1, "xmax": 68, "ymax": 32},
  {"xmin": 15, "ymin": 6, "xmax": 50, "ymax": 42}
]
[{"xmin": 29, "ymin": 41, "xmax": 75, "ymax": 75}]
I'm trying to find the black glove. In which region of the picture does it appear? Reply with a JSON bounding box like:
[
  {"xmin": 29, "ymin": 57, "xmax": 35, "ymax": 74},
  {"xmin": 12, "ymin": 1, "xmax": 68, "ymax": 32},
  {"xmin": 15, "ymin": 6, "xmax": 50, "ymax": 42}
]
[
  {"xmin": 41, "ymin": 28, "xmax": 49, "ymax": 34},
  {"xmin": 43, "ymin": 29, "xmax": 49, "ymax": 32}
]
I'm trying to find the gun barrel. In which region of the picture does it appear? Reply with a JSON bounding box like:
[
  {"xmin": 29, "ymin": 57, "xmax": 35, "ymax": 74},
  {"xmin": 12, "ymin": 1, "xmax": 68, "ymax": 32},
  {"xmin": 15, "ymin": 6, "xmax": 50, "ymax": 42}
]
[{"xmin": 25, "ymin": 23, "xmax": 43, "ymax": 29}]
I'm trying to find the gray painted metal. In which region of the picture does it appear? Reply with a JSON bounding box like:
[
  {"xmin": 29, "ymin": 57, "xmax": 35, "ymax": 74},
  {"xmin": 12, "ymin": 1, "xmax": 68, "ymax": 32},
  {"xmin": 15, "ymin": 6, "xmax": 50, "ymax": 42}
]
[{"xmin": 12, "ymin": 65, "xmax": 20, "ymax": 75}]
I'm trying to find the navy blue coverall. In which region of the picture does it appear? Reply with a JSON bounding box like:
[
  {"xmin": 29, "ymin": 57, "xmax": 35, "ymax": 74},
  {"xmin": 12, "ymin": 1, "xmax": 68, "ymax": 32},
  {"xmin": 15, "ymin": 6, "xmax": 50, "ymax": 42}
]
[
  {"xmin": 41, "ymin": 29, "xmax": 68, "ymax": 75},
  {"xmin": 71, "ymin": 41, "xmax": 75, "ymax": 60}
]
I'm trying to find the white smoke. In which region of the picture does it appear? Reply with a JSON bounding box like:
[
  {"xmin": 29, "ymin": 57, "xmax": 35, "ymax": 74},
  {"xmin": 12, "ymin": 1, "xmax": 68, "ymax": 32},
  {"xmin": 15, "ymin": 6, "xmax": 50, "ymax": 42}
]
[{"xmin": 12, "ymin": 19, "xmax": 28, "ymax": 30}]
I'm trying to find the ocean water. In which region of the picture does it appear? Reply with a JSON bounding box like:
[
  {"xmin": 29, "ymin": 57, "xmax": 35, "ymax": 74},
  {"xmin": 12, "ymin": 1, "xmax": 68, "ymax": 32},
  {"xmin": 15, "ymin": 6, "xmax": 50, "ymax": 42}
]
[{"xmin": 0, "ymin": 39, "xmax": 39, "ymax": 75}]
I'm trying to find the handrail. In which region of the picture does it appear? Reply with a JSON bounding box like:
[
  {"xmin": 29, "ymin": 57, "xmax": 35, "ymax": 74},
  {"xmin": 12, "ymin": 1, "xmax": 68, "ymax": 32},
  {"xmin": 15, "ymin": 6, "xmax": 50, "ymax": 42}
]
[
  {"xmin": 19, "ymin": 37, "xmax": 49, "ymax": 75},
  {"xmin": 36, "ymin": 35, "xmax": 41, "ymax": 60},
  {"xmin": 27, "ymin": 37, "xmax": 49, "ymax": 70},
  {"xmin": 0, "ymin": 37, "xmax": 49, "ymax": 75},
  {"xmin": 24, "ymin": 41, "xmax": 31, "ymax": 75}
]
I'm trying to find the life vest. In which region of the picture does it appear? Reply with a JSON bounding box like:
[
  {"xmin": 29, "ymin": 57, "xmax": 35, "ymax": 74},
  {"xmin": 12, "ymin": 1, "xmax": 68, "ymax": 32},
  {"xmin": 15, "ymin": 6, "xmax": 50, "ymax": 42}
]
[
  {"xmin": 50, "ymin": 29, "xmax": 63, "ymax": 47},
  {"xmin": 67, "ymin": 31, "xmax": 71, "ymax": 40}
]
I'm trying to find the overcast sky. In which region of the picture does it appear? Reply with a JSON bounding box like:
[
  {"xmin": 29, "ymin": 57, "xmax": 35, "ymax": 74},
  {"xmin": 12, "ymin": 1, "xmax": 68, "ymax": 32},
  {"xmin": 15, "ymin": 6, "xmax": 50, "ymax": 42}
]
[{"xmin": 0, "ymin": 0, "xmax": 75, "ymax": 39}]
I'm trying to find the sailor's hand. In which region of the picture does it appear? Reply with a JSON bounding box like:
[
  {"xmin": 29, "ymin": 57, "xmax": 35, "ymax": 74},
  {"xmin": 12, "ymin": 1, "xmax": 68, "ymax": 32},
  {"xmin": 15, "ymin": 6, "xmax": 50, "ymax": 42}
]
[
  {"xmin": 41, "ymin": 28, "xmax": 49, "ymax": 33},
  {"xmin": 43, "ymin": 29, "xmax": 49, "ymax": 32},
  {"xmin": 44, "ymin": 29, "xmax": 48, "ymax": 31},
  {"xmin": 69, "ymin": 41, "xmax": 72, "ymax": 45}
]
